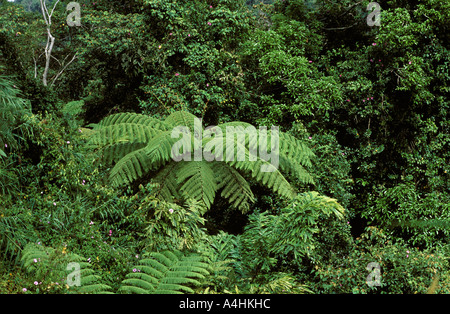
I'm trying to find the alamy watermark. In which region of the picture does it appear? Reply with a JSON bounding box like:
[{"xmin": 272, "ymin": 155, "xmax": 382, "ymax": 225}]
[
  {"xmin": 170, "ymin": 118, "xmax": 279, "ymax": 173},
  {"xmin": 367, "ymin": 2, "xmax": 381, "ymax": 27},
  {"xmin": 66, "ymin": 1, "xmax": 81, "ymax": 27},
  {"xmin": 366, "ymin": 262, "xmax": 381, "ymax": 287},
  {"xmin": 66, "ymin": 262, "xmax": 81, "ymax": 287}
]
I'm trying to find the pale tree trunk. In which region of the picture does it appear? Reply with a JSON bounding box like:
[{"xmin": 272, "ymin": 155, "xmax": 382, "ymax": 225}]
[{"xmin": 39, "ymin": 0, "xmax": 60, "ymax": 86}]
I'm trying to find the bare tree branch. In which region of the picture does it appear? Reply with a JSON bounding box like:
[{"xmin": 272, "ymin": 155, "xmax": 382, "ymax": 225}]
[
  {"xmin": 323, "ymin": 22, "xmax": 359, "ymax": 31},
  {"xmin": 50, "ymin": 52, "xmax": 78, "ymax": 87}
]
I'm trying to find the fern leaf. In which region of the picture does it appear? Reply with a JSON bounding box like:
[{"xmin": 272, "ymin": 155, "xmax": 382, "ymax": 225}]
[
  {"xmin": 109, "ymin": 147, "xmax": 152, "ymax": 186},
  {"xmin": 117, "ymin": 284, "xmax": 150, "ymax": 294},
  {"xmin": 95, "ymin": 112, "xmax": 172, "ymax": 131},
  {"xmin": 88, "ymin": 122, "xmax": 164, "ymax": 165},
  {"xmin": 177, "ymin": 161, "xmax": 217, "ymax": 212},
  {"xmin": 227, "ymin": 158, "xmax": 297, "ymax": 200},
  {"xmin": 118, "ymin": 250, "xmax": 209, "ymax": 294},
  {"xmin": 279, "ymin": 155, "xmax": 314, "ymax": 184},
  {"xmin": 88, "ymin": 123, "xmax": 162, "ymax": 146},
  {"xmin": 165, "ymin": 111, "xmax": 200, "ymax": 132},
  {"xmin": 151, "ymin": 161, "xmax": 181, "ymax": 202},
  {"xmin": 278, "ymin": 132, "xmax": 315, "ymax": 167},
  {"xmin": 218, "ymin": 123, "xmax": 314, "ymax": 185},
  {"xmin": 101, "ymin": 142, "xmax": 148, "ymax": 165},
  {"xmin": 108, "ymin": 131, "xmax": 179, "ymax": 186},
  {"xmin": 144, "ymin": 132, "xmax": 179, "ymax": 169},
  {"xmin": 212, "ymin": 162, "xmax": 255, "ymax": 213},
  {"xmin": 78, "ymin": 284, "xmax": 114, "ymax": 294},
  {"xmin": 219, "ymin": 121, "xmax": 259, "ymax": 150}
]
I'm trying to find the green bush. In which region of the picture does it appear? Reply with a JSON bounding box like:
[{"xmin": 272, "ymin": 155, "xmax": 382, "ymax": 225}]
[
  {"xmin": 312, "ymin": 227, "xmax": 450, "ymax": 294},
  {"xmin": 363, "ymin": 181, "xmax": 450, "ymax": 248},
  {"xmin": 237, "ymin": 192, "xmax": 348, "ymax": 278}
]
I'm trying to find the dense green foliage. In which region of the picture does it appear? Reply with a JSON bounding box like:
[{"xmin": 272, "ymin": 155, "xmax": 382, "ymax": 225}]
[{"xmin": 0, "ymin": 0, "xmax": 449, "ymax": 294}]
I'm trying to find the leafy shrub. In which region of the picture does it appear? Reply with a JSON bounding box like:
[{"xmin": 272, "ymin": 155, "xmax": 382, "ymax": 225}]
[
  {"xmin": 364, "ymin": 181, "xmax": 450, "ymax": 248},
  {"xmin": 140, "ymin": 194, "xmax": 208, "ymax": 252},
  {"xmin": 312, "ymin": 227, "xmax": 450, "ymax": 294},
  {"xmin": 238, "ymin": 191, "xmax": 348, "ymax": 278},
  {"xmin": 196, "ymin": 230, "xmax": 313, "ymax": 294}
]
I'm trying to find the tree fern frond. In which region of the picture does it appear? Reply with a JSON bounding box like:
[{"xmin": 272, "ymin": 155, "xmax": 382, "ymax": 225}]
[
  {"xmin": 151, "ymin": 161, "xmax": 181, "ymax": 202},
  {"xmin": 88, "ymin": 123, "xmax": 164, "ymax": 165},
  {"xmin": 144, "ymin": 132, "xmax": 179, "ymax": 169},
  {"xmin": 109, "ymin": 147, "xmax": 153, "ymax": 186},
  {"xmin": 177, "ymin": 161, "xmax": 217, "ymax": 212},
  {"xmin": 109, "ymin": 131, "xmax": 180, "ymax": 187},
  {"xmin": 89, "ymin": 123, "xmax": 163, "ymax": 147},
  {"xmin": 218, "ymin": 123, "xmax": 260, "ymax": 159},
  {"xmin": 119, "ymin": 278, "xmax": 153, "ymax": 294},
  {"xmin": 227, "ymin": 157, "xmax": 297, "ymax": 200},
  {"xmin": 216, "ymin": 124, "xmax": 314, "ymax": 185},
  {"xmin": 278, "ymin": 154, "xmax": 314, "ymax": 184},
  {"xmin": 101, "ymin": 142, "xmax": 148, "ymax": 165},
  {"xmin": 77, "ymin": 283, "xmax": 114, "ymax": 294},
  {"xmin": 212, "ymin": 162, "xmax": 255, "ymax": 213},
  {"xmin": 118, "ymin": 250, "xmax": 209, "ymax": 294},
  {"xmin": 165, "ymin": 111, "xmax": 200, "ymax": 132},
  {"xmin": 279, "ymin": 133, "xmax": 314, "ymax": 161},
  {"xmin": 95, "ymin": 112, "xmax": 172, "ymax": 131}
]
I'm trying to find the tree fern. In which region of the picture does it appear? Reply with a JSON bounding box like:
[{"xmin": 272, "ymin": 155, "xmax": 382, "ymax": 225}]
[
  {"xmin": 109, "ymin": 147, "xmax": 153, "ymax": 187},
  {"xmin": 88, "ymin": 110, "xmax": 315, "ymax": 213},
  {"xmin": 118, "ymin": 250, "xmax": 209, "ymax": 294}
]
